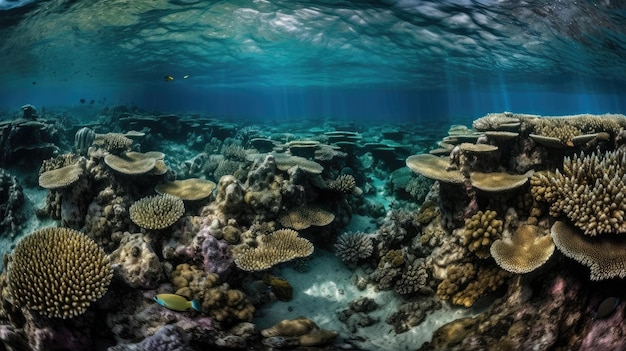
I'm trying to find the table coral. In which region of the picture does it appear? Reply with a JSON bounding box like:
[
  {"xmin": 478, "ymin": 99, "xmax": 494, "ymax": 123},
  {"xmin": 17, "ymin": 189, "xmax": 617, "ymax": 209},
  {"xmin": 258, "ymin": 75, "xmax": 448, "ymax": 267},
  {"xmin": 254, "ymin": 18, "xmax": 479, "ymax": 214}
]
[{"xmin": 234, "ymin": 229, "xmax": 314, "ymax": 271}]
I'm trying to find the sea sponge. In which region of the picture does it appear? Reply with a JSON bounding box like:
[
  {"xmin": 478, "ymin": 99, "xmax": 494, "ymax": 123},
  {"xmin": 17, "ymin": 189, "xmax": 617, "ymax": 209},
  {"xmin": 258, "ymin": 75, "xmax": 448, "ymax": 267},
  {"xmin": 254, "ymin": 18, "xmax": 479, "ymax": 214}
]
[
  {"xmin": 278, "ymin": 206, "xmax": 335, "ymax": 230},
  {"xmin": 490, "ymin": 224, "xmax": 555, "ymax": 274},
  {"xmin": 234, "ymin": 229, "xmax": 314, "ymax": 271},
  {"xmin": 462, "ymin": 210, "xmax": 503, "ymax": 259},
  {"xmin": 129, "ymin": 194, "xmax": 185, "ymax": 230},
  {"xmin": 7, "ymin": 227, "xmax": 112, "ymax": 319},
  {"xmin": 334, "ymin": 232, "xmax": 374, "ymax": 265}
]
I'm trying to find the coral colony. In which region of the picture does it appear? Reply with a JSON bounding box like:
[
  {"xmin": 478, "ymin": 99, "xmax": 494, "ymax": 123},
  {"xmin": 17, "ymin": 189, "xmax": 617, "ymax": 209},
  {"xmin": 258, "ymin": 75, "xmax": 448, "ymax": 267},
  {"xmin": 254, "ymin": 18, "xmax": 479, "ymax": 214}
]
[{"xmin": 1, "ymin": 108, "xmax": 626, "ymax": 350}]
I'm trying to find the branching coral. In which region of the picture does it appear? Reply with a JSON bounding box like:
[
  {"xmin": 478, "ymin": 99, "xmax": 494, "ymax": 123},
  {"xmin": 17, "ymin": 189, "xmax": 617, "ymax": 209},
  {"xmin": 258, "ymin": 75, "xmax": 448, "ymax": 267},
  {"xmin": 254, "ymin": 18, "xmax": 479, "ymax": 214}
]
[
  {"xmin": 531, "ymin": 150, "xmax": 626, "ymax": 236},
  {"xmin": 334, "ymin": 232, "xmax": 374, "ymax": 265},
  {"xmin": 7, "ymin": 227, "xmax": 112, "ymax": 319},
  {"xmin": 328, "ymin": 174, "xmax": 357, "ymax": 193},
  {"xmin": 129, "ymin": 194, "xmax": 185, "ymax": 230},
  {"xmin": 462, "ymin": 210, "xmax": 503, "ymax": 259}
]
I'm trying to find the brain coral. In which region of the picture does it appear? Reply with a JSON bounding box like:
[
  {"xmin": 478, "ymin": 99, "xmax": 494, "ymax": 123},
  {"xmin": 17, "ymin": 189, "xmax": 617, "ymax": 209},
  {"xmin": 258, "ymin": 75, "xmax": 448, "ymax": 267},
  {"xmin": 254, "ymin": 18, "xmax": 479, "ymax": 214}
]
[
  {"xmin": 129, "ymin": 194, "xmax": 185, "ymax": 230},
  {"xmin": 7, "ymin": 227, "xmax": 112, "ymax": 319},
  {"xmin": 532, "ymin": 150, "xmax": 626, "ymax": 236},
  {"xmin": 234, "ymin": 229, "xmax": 314, "ymax": 271}
]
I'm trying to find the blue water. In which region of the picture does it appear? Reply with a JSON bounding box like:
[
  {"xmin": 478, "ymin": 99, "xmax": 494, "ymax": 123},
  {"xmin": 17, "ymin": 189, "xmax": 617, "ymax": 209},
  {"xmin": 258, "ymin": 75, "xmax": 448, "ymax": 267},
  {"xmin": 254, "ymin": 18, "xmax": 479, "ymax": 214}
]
[{"xmin": 0, "ymin": 0, "xmax": 625, "ymax": 121}]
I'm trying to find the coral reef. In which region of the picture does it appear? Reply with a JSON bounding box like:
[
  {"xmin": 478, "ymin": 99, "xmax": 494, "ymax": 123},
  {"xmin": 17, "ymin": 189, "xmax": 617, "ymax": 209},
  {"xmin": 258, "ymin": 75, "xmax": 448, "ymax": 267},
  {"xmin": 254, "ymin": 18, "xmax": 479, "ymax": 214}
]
[
  {"xmin": 109, "ymin": 233, "xmax": 164, "ymax": 288},
  {"xmin": 0, "ymin": 168, "xmax": 23, "ymax": 232},
  {"xmin": 334, "ymin": 232, "xmax": 374, "ymax": 266},
  {"xmin": 261, "ymin": 317, "xmax": 338, "ymax": 348},
  {"xmin": 6, "ymin": 227, "xmax": 112, "ymax": 319},
  {"xmin": 129, "ymin": 194, "xmax": 185, "ymax": 230},
  {"xmin": 234, "ymin": 229, "xmax": 314, "ymax": 271}
]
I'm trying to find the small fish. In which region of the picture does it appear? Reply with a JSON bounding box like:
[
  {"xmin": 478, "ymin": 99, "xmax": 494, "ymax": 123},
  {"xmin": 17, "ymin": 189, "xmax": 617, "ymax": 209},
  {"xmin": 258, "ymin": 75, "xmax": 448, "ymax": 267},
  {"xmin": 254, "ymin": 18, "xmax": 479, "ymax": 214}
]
[
  {"xmin": 164, "ymin": 75, "xmax": 174, "ymax": 82},
  {"xmin": 183, "ymin": 75, "xmax": 189, "ymax": 79},
  {"xmin": 153, "ymin": 293, "xmax": 201, "ymax": 312}
]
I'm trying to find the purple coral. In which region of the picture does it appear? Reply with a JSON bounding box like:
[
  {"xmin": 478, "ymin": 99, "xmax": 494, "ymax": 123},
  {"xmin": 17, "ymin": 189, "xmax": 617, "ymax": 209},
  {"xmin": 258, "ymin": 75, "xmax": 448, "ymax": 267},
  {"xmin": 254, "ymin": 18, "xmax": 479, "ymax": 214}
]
[
  {"xmin": 141, "ymin": 325, "xmax": 190, "ymax": 351},
  {"xmin": 202, "ymin": 231, "xmax": 233, "ymax": 276}
]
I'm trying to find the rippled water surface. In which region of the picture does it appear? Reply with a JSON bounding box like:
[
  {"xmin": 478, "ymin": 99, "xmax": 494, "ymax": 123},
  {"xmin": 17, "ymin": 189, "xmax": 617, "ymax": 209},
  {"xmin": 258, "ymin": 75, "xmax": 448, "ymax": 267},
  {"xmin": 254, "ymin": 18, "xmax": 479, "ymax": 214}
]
[{"xmin": 0, "ymin": 0, "xmax": 625, "ymax": 118}]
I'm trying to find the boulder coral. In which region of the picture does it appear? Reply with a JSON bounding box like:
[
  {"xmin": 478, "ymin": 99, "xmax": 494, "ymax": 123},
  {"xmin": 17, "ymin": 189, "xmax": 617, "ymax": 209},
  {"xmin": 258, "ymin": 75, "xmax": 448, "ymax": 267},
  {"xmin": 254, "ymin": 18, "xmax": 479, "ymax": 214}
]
[{"xmin": 109, "ymin": 233, "xmax": 164, "ymax": 289}]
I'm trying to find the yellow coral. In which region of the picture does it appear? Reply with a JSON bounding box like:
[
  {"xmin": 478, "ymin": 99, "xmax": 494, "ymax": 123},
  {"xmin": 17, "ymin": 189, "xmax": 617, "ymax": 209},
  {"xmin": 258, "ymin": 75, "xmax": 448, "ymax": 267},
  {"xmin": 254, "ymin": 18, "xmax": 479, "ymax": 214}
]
[
  {"xmin": 451, "ymin": 266, "xmax": 510, "ymax": 307},
  {"xmin": 38, "ymin": 163, "xmax": 83, "ymax": 189},
  {"xmin": 490, "ymin": 224, "xmax": 554, "ymax": 274},
  {"xmin": 7, "ymin": 227, "xmax": 112, "ymax": 319},
  {"xmin": 551, "ymin": 221, "xmax": 626, "ymax": 280},
  {"xmin": 462, "ymin": 210, "xmax": 502, "ymax": 259},
  {"xmin": 234, "ymin": 229, "xmax": 314, "ymax": 271},
  {"xmin": 278, "ymin": 206, "xmax": 335, "ymax": 230},
  {"xmin": 533, "ymin": 150, "xmax": 626, "ymax": 236},
  {"xmin": 129, "ymin": 194, "xmax": 185, "ymax": 230}
]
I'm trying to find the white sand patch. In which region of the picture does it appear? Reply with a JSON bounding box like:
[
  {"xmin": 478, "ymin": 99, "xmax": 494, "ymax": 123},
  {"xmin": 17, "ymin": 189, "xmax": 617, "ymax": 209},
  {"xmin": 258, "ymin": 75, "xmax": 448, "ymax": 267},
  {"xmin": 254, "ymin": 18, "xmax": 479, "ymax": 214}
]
[{"xmin": 254, "ymin": 250, "xmax": 479, "ymax": 350}]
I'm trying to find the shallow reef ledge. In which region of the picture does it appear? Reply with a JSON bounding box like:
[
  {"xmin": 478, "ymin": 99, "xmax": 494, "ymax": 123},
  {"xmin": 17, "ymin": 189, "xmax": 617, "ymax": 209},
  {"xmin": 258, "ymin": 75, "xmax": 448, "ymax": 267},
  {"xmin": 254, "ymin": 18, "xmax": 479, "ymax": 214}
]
[{"xmin": 1, "ymin": 109, "xmax": 626, "ymax": 350}]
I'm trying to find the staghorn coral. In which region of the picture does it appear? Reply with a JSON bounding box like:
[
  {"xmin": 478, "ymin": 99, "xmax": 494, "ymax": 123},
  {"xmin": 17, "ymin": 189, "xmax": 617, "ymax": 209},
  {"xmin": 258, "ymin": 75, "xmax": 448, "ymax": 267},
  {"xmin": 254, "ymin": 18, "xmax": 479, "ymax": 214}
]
[
  {"xmin": 532, "ymin": 149, "xmax": 626, "ymax": 236},
  {"xmin": 129, "ymin": 194, "xmax": 185, "ymax": 230},
  {"xmin": 490, "ymin": 224, "xmax": 555, "ymax": 274},
  {"xmin": 334, "ymin": 232, "xmax": 374, "ymax": 265},
  {"xmin": 461, "ymin": 210, "xmax": 503, "ymax": 259},
  {"xmin": 551, "ymin": 220, "xmax": 626, "ymax": 280},
  {"xmin": 7, "ymin": 227, "xmax": 112, "ymax": 319},
  {"xmin": 328, "ymin": 174, "xmax": 357, "ymax": 193},
  {"xmin": 278, "ymin": 206, "xmax": 335, "ymax": 230},
  {"xmin": 234, "ymin": 229, "xmax": 314, "ymax": 271}
]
